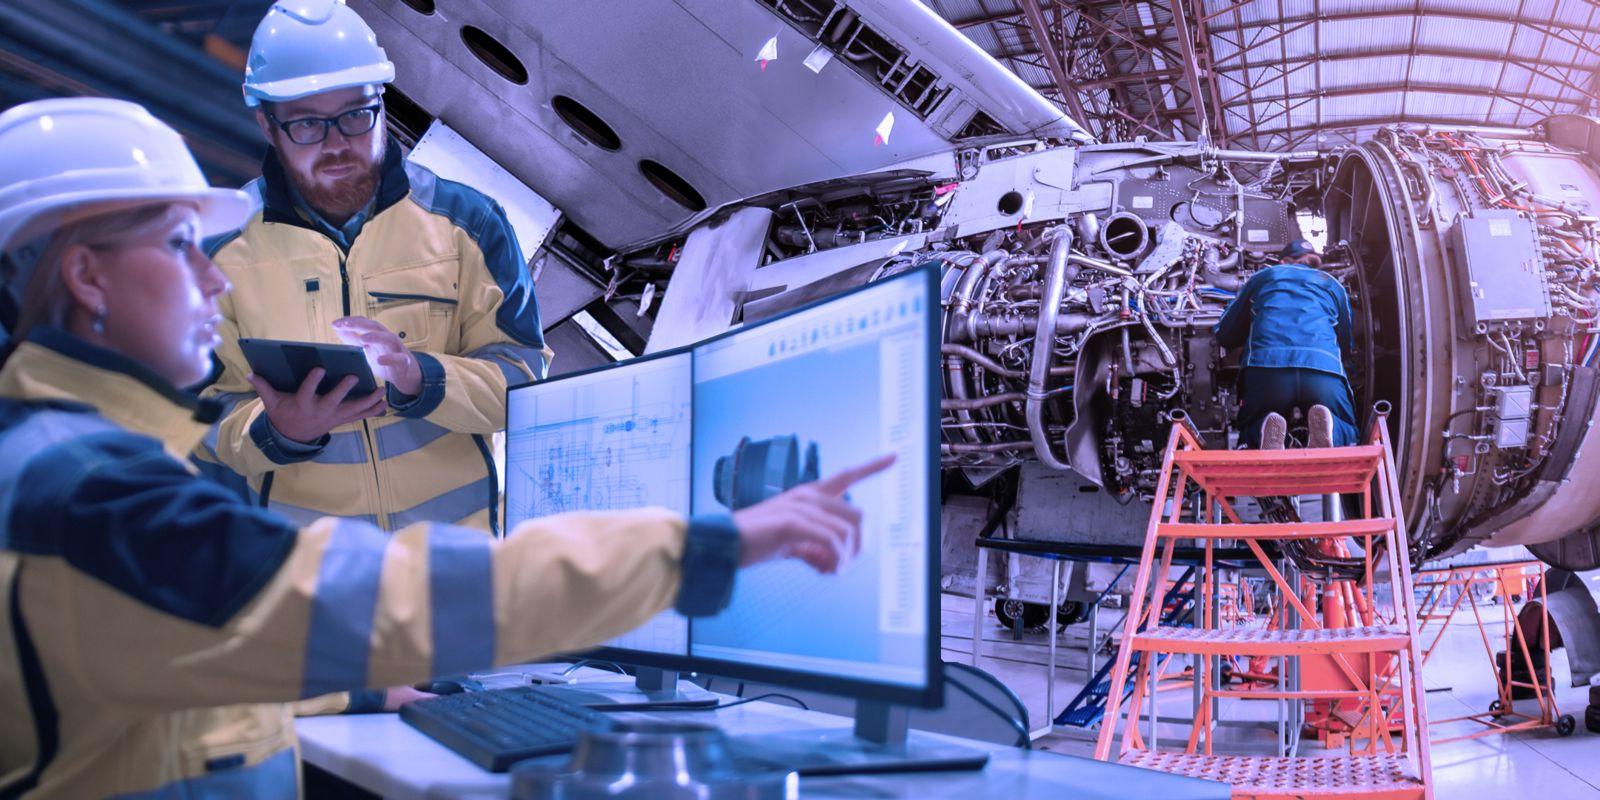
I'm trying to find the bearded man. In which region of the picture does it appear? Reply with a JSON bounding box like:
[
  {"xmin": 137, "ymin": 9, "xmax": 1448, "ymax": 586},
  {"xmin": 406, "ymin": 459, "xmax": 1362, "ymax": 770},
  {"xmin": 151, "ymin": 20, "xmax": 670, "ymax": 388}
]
[
  {"xmin": 195, "ymin": 0, "xmax": 550, "ymax": 620},
  {"xmin": 197, "ymin": 0, "xmax": 552, "ymax": 713}
]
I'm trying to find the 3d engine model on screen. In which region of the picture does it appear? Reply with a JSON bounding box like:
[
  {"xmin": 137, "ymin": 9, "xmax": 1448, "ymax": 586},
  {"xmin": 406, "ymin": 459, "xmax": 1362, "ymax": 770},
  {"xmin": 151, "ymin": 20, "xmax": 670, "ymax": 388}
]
[{"xmin": 712, "ymin": 435, "xmax": 822, "ymax": 511}]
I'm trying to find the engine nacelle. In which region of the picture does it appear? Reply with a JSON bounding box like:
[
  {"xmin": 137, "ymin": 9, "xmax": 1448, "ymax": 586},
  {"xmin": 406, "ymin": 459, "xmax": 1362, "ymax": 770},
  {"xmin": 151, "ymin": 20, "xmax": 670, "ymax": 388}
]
[{"xmin": 1326, "ymin": 116, "xmax": 1600, "ymax": 567}]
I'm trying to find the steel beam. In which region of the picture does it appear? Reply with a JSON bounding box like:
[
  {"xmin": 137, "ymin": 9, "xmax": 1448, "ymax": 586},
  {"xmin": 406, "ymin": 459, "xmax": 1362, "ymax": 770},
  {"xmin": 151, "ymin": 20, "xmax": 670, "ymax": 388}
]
[
  {"xmin": 1078, "ymin": 69, "xmax": 1184, "ymax": 91},
  {"xmin": 1210, "ymin": 20, "xmax": 1315, "ymax": 68},
  {"xmin": 1209, "ymin": 46, "xmax": 1587, "ymax": 78},
  {"xmin": 945, "ymin": 0, "xmax": 1600, "ymax": 146},
  {"xmin": 1245, "ymin": 114, "xmax": 1540, "ymax": 141},
  {"xmin": 1201, "ymin": 7, "xmax": 1600, "ymax": 38},
  {"xmin": 1066, "ymin": 0, "xmax": 1161, "ymax": 142},
  {"xmin": 1186, "ymin": 0, "xmax": 1231, "ymax": 145},
  {"xmin": 1073, "ymin": 9, "xmax": 1189, "ymax": 67},
  {"xmin": 1518, "ymin": 20, "xmax": 1597, "ymax": 54},
  {"xmin": 1018, "ymin": 0, "xmax": 1092, "ymax": 126},
  {"xmin": 1581, "ymin": 3, "xmax": 1600, "ymax": 114},
  {"xmin": 1219, "ymin": 81, "xmax": 1576, "ymax": 109},
  {"xmin": 952, "ymin": 9, "xmax": 1023, "ymax": 30},
  {"xmin": 0, "ymin": 35, "xmax": 260, "ymax": 185},
  {"xmin": 1168, "ymin": 0, "xmax": 1213, "ymax": 142},
  {"xmin": 1276, "ymin": 0, "xmax": 1295, "ymax": 154},
  {"xmin": 1224, "ymin": 0, "xmax": 1264, "ymax": 148}
]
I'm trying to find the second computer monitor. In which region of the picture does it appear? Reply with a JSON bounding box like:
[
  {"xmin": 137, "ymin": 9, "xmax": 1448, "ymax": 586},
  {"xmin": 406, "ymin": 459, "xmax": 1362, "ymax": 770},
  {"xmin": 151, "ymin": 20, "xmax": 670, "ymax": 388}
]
[
  {"xmin": 689, "ymin": 268, "xmax": 938, "ymax": 707},
  {"xmin": 504, "ymin": 349, "xmax": 696, "ymax": 667}
]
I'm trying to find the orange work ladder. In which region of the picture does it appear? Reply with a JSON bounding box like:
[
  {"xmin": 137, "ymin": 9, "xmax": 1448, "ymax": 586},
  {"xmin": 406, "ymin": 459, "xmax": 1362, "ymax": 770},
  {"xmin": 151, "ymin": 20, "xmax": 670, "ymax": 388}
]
[{"xmin": 1094, "ymin": 416, "xmax": 1432, "ymax": 800}]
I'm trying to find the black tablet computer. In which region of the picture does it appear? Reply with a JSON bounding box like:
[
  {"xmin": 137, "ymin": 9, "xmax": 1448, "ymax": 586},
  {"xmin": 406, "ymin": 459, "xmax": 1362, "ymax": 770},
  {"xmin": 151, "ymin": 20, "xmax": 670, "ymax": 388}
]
[{"xmin": 239, "ymin": 338, "xmax": 379, "ymax": 396}]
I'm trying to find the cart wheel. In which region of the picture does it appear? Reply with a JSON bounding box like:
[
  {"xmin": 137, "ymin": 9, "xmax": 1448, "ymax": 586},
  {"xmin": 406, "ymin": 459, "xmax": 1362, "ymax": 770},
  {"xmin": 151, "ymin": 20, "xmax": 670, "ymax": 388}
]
[
  {"xmin": 1489, "ymin": 699, "xmax": 1505, "ymax": 715},
  {"xmin": 994, "ymin": 598, "xmax": 1024, "ymax": 630},
  {"xmin": 1057, "ymin": 600, "xmax": 1089, "ymax": 628},
  {"xmin": 1557, "ymin": 714, "xmax": 1577, "ymax": 737}
]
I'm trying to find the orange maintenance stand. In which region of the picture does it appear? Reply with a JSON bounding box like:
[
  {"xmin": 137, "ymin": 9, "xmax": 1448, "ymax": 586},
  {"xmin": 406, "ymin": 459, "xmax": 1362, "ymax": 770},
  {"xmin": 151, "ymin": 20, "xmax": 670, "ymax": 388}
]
[
  {"xmin": 1095, "ymin": 416, "xmax": 1432, "ymax": 800},
  {"xmin": 1415, "ymin": 560, "xmax": 1573, "ymax": 741}
]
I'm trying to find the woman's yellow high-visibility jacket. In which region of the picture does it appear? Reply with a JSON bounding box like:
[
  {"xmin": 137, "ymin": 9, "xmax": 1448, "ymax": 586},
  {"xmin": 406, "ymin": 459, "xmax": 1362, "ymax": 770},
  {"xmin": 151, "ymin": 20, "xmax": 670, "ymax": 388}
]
[{"xmin": 0, "ymin": 327, "xmax": 738, "ymax": 798}]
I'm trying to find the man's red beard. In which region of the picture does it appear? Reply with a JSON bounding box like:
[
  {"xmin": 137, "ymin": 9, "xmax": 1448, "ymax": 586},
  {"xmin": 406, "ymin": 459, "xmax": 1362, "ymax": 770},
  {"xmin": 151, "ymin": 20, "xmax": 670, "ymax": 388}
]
[{"xmin": 283, "ymin": 144, "xmax": 383, "ymax": 222}]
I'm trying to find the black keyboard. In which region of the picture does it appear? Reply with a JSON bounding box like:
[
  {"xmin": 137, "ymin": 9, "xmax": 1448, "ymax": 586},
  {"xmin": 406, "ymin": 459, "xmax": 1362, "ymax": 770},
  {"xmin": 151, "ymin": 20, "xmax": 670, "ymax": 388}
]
[{"xmin": 400, "ymin": 685, "xmax": 617, "ymax": 772}]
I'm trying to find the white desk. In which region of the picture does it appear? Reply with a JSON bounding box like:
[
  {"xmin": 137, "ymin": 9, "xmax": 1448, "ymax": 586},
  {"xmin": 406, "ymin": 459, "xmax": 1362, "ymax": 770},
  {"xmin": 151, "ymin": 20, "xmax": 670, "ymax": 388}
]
[{"xmin": 296, "ymin": 696, "xmax": 1231, "ymax": 799}]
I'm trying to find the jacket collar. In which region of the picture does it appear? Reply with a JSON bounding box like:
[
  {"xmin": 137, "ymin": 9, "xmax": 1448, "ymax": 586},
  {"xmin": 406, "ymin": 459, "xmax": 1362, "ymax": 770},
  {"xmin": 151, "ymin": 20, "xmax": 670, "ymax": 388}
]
[
  {"xmin": 258, "ymin": 136, "xmax": 410, "ymax": 231},
  {"xmin": 0, "ymin": 327, "xmax": 218, "ymax": 457}
]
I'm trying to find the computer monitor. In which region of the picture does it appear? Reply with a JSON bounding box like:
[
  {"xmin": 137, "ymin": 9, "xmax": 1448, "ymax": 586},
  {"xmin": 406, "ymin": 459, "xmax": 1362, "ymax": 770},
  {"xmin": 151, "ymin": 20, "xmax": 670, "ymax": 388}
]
[{"xmin": 686, "ymin": 267, "xmax": 939, "ymax": 709}]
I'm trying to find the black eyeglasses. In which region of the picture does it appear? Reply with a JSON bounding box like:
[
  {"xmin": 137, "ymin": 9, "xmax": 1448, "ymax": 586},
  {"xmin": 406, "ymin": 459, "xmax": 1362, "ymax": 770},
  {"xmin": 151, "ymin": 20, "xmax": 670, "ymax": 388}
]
[{"xmin": 265, "ymin": 103, "xmax": 381, "ymax": 146}]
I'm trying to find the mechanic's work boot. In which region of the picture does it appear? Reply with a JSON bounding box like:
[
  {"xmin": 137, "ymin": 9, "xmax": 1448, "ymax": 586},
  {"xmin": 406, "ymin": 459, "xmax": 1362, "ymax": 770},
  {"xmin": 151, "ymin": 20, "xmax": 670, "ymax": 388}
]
[
  {"xmin": 1260, "ymin": 412, "xmax": 1287, "ymax": 451},
  {"xmin": 1308, "ymin": 405, "xmax": 1334, "ymax": 449}
]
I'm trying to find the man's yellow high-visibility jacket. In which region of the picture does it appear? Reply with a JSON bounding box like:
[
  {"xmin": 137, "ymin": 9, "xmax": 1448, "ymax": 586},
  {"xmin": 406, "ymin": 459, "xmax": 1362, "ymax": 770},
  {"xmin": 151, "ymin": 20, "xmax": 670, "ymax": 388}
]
[{"xmin": 199, "ymin": 141, "xmax": 551, "ymax": 536}]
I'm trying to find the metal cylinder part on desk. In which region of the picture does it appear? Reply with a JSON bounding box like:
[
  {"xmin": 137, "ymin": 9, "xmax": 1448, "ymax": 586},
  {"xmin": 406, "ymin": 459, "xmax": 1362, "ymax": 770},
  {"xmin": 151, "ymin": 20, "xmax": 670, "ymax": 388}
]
[{"xmin": 512, "ymin": 721, "xmax": 797, "ymax": 799}]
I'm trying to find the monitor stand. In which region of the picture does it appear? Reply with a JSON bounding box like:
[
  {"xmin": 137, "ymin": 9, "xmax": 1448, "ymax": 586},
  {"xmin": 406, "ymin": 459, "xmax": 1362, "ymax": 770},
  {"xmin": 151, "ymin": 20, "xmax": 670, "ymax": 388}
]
[
  {"xmin": 729, "ymin": 700, "xmax": 991, "ymax": 776},
  {"xmin": 531, "ymin": 667, "xmax": 719, "ymax": 711}
]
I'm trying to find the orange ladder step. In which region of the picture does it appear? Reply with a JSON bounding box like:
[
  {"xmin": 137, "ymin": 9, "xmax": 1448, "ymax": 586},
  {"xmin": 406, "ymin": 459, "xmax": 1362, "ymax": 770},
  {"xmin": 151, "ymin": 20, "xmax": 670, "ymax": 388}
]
[
  {"xmin": 1157, "ymin": 518, "xmax": 1396, "ymax": 541},
  {"xmin": 1131, "ymin": 625, "xmax": 1411, "ymax": 655},
  {"xmin": 1173, "ymin": 445, "xmax": 1385, "ymax": 496},
  {"xmin": 1118, "ymin": 752, "xmax": 1425, "ymax": 799}
]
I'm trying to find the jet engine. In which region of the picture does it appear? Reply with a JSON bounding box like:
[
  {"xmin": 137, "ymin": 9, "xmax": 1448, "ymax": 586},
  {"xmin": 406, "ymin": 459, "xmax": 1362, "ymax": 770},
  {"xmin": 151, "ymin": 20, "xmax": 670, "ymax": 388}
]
[{"xmin": 723, "ymin": 119, "xmax": 1600, "ymax": 570}]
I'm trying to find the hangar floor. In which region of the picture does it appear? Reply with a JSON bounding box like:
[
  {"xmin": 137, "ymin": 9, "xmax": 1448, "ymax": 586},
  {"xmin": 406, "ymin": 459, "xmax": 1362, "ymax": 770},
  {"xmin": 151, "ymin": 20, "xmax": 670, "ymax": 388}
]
[{"xmin": 942, "ymin": 593, "xmax": 1600, "ymax": 797}]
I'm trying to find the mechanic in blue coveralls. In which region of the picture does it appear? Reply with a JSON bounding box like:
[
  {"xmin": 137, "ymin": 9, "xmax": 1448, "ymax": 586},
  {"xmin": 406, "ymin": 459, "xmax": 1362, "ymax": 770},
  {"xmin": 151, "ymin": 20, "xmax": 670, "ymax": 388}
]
[{"xmin": 1214, "ymin": 239, "xmax": 1358, "ymax": 450}]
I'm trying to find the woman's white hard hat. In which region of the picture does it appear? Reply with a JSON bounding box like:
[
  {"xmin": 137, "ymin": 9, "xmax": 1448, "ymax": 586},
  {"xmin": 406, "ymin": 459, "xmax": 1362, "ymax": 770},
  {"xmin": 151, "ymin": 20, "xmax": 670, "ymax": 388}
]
[{"xmin": 0, "ymin": 97, "xmax": 254, "ymax": 254}]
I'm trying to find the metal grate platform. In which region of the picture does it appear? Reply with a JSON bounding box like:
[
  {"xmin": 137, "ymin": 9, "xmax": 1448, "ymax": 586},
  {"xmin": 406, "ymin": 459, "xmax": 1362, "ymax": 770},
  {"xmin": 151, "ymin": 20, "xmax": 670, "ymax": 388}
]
[
  {"xmin": 1119, "ymin": 751, "xmax": 1424, "ymax": 799},
  {"xmin": 1132, "ymin": 625, "xmax": 1411, "ymax": 655}
]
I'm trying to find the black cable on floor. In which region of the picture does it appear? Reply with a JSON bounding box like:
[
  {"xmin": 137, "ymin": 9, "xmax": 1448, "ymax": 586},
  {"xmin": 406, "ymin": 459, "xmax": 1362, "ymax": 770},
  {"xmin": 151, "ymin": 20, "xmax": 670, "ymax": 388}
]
[
  {"xmin": 563, "ymin": 659, "xmax": 627, "ymax": 676},
  {"xmin": 687, "ymin": 692, "xmax": 810, "ymax": 711},
  {"xmin": 948, "ymin": 678, "xmax": 1032, "ymax": 750}
]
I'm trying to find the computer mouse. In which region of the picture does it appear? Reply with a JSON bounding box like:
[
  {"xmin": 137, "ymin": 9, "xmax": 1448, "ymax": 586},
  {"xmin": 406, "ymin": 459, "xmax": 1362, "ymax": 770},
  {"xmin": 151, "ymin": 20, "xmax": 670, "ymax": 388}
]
[{"xmin": 417, "ymin": 676, "xmax": 483, "ymax": 695}]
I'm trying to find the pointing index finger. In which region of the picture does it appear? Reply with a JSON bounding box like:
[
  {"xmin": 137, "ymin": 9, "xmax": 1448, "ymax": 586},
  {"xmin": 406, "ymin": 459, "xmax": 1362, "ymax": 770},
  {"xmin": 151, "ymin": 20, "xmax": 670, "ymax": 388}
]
[{"xmin": 815, "ymin": 454, "xmax": 896, "ymax": 497}]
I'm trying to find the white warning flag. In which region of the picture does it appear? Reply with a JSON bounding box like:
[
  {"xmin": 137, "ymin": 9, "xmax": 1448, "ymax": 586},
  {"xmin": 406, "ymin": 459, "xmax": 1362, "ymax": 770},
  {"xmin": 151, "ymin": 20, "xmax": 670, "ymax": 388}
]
[
  {"xmin": 874, "ymin": 111, "xmax": 895, "ymax": 146},
  {"xmin": 756, "ymin": 36, "xmax": 778, "ymax": 71}
]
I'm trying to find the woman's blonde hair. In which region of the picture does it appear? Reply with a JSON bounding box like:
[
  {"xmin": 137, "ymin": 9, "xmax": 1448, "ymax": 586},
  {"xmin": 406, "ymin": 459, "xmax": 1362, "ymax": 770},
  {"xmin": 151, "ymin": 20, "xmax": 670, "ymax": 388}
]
[{"xmin": 3, "ymin": 202, "xmax": 191, "ymax": 344}]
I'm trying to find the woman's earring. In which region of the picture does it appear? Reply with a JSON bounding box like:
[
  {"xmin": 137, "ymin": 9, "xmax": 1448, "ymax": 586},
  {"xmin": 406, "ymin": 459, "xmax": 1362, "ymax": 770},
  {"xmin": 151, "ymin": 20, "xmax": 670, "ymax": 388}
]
[{"xmin": 92, "ymin": 307, "xmax": 106, "ymax": 335}]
